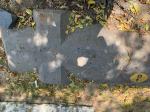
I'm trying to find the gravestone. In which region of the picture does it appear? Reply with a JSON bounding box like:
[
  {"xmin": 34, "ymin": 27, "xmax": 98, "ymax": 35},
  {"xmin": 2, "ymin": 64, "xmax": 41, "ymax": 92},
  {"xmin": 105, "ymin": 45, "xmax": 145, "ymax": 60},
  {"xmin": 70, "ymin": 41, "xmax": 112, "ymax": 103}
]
[{"xmin": 1, "ymin": 9, "xmax": 150, "ymax": 85}]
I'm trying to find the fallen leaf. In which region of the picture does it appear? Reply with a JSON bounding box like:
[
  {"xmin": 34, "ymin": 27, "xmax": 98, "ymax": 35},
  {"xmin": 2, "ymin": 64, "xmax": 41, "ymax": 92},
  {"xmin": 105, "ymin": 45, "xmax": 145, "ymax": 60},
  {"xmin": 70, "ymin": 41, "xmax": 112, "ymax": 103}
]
[
  {"xmin": 87, "ymin": 0, "xmax": 95, "ymax": 5},
  {"xmin": 130, "ymin": 73, "xmax": 148, "ymax": 83},
  {"xmin": 26, "ymin": 9, "xmax": 32, "ymax": 15},
  {"xmin": 144, "ymin": 23, "xmax": 150, "ymax": 31},
  {"xmin": 129, "ymin": 2, "xmax": 141, "ymax": 14}
]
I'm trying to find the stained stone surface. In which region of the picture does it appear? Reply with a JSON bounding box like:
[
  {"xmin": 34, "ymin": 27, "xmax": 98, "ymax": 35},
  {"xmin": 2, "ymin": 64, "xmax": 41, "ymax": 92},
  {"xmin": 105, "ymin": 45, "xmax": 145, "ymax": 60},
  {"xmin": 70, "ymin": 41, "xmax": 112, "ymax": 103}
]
[{"xmin": 1, "ymin": 9, "xmax": 150, "ymax": 85}]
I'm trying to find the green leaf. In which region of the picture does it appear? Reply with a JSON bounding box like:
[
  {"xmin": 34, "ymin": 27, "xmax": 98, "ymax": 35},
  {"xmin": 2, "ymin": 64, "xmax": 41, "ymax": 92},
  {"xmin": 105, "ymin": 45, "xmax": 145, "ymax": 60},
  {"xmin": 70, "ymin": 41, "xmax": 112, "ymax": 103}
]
[
  {"xmin": 26, "ymin": 9, "xmax": 32, "ymax": 15},
  {"xmin": 144, "ymin": 23, "xmax": 149, "ymax": 31},
  {"xmin": 77, "ymin": 24, "xmax": 84, "ymax": 28},
  {"xmin": 71, "ymin": 27, "xmax": 75, "ymax": 32},
  {"xmin": 87, "ymin": 0, "xmax": 95, "ymax": 5},
  {"xmin": 31, "ymin": 22, "xmax": 35, "ymax": 27},
  {"xmin": 0, "ymin": 59, "xmax": 5, "ymax": 65},
  {"xmin": 18, "ymin": 16, "xmax": 25, "ymax": 22},
  {"xmin": 85, "ymin": 16, "xmax": 91, "ymax": 20},
  {"xmin": 18, "ymin": 16, "xmax": 24, "ymax": 19}
]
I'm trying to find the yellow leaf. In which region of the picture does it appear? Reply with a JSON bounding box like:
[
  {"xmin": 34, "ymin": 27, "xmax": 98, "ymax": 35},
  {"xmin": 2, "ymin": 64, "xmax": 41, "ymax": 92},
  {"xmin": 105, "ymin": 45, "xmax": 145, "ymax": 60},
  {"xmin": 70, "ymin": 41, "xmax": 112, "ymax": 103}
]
[
  {"xmin": 130, "ymin": 3, "xmax": 141, "ymax": 14},
  {"xmin": 130, "ymin": 72, "xmax": 148, "ymax": 83},
  {"xmin": 71, "ymin": 27, "xmax": 75, "ymax": 32},
  {"xmin": 31, "ymin": 22, "xmax": 35, "ymax": 27},
  {"xmin": 118, "ymin": 22, "xmax": 130, "ymax": 31},
  {"xmin": 87, "ymin": 0, "xmax": 95, "ymax": 5},
  {"xmin": 144, "ymin": 24, "xmax": 150, "ymax": 31}
]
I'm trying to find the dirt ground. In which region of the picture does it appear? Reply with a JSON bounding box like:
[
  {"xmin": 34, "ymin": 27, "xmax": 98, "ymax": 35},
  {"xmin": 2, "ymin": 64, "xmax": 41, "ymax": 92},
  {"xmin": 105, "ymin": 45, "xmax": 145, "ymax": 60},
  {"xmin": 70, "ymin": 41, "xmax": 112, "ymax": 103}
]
[{"xmin": 0, "ymin": 0, "xmax": 150, "ymax": 112}]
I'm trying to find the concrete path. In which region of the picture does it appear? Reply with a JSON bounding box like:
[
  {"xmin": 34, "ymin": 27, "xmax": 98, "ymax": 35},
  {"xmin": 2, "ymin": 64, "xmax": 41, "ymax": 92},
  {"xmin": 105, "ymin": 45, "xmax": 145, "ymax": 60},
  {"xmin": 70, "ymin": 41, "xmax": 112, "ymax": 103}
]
[{"xmin": 0, "ymin": 102, "xmax": 94, "ymax": 112}]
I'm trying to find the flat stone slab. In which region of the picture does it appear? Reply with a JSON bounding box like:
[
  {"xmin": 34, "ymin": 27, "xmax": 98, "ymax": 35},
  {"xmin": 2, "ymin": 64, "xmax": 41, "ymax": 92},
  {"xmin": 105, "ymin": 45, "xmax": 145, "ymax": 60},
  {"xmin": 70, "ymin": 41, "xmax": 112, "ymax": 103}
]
[
  {"xmin": 1, "ymin": 9, "xmax": 70, "ymax": 84},
  {"xmin": 1, "ymin": 9, "xmax": 150, "ymax": 85},
  {"xmin": 61, "ymin": 25, "xmax": 149, "ymax": 84},
  {"xmin": 2, "ymin": 28, "xmax": 35, "ymax": 72},
  {"xmin": 61, "ymin": 25, "xmax": 122, "ymax": 83}
]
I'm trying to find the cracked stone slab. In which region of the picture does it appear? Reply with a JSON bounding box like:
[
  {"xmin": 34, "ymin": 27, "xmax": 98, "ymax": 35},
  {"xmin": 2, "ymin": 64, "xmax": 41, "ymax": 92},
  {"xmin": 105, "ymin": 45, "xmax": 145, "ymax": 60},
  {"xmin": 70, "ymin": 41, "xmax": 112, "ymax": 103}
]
[
  {"xmin": 1, "ymin": 9, "xmax": 70, "ymax": 84},
  {"xmin": 1, "ymin": 9, "xmax": 150, "ymax": 85},
  {"xmin": 33, "ymin": 9, "xmax": 69, "ymax": 49},
  {"xmin": 62, "ymin": 25, "xmax": 150, "ymax": 85},
  {"xmin": 33, "ymin": 9, "xmax": 70, "ymax": 84},
  {"xmin": 61, "ymin": 25, "xmax": 131, "ymax": 84}
]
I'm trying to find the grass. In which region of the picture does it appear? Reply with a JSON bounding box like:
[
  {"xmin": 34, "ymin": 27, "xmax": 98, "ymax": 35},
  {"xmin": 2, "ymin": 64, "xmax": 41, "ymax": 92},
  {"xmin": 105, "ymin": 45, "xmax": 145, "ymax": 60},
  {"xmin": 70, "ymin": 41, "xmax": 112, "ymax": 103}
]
[{"xmin": 2, "ymin": 71, "xmax": 150, "ymax": 111}]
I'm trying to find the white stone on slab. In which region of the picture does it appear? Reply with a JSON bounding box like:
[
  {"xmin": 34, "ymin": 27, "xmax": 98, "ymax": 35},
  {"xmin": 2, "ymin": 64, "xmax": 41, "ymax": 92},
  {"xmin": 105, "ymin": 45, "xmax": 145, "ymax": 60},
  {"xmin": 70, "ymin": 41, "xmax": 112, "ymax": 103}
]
[{"xmin": 77, "ymin": 56, "xmax": 89, "ymax": 67}]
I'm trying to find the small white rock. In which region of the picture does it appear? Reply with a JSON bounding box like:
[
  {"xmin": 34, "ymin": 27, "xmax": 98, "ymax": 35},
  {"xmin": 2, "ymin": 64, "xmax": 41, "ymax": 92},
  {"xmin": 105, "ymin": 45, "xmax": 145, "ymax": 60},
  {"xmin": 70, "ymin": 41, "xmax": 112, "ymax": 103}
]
[{"xmin": 77, "ymin": 56, "xmax": 89, "ymax": 67}]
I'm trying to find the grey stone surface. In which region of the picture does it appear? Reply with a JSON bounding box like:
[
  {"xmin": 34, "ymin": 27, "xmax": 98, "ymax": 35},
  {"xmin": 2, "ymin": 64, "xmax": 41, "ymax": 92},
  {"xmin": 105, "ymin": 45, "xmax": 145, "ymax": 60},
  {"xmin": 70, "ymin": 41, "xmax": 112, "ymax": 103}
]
[
  {"xmin": 0, "ymin": 9, "xmax": 14, "ymax": 29},
  {"xmin": 1, "ymin": 9, "xmax": 70, "ymax": 84},
  {"xmin": 2, "ymin": 28, "xmax": 36, "ymax": 72},
  {"xmin": 61, "ymin": 25, "xmax": 130, "ymax": 83},
  {"xmin": 39, "ymin": 54, "xmax": 69, "ymax": 84},
  {"xmin": 1, "ymin": 9, "xmax": 150, "ymax": 85},
  {"xmin": 0, "ymin": 102, "xmax": 94, "ymax": 112},
  {"xmin": 33, "ymin": 9, "xmax": 70, "ymax": 84},
  {"xmin": 62, "ymin": 25, "xmax": 117, "ymax": 83},
  {"xmin": 33, "ymin": 10, "xmax": 69, "ymax": 50}
]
